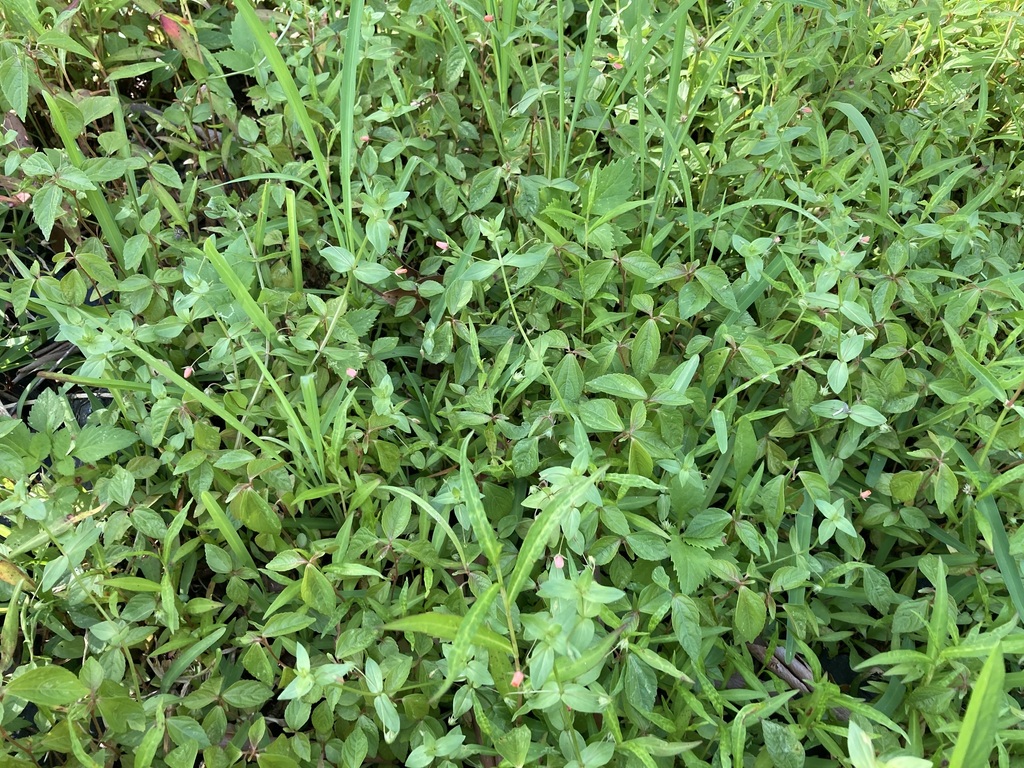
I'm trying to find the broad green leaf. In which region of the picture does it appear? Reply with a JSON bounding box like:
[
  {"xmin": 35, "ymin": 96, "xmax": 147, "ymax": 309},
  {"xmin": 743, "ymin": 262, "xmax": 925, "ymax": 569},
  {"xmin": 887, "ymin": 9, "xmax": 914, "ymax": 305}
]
[
  {"xmin": 72, "ymin": 425, "xmax": 138, "ymax": 463},
  {"xmin": 734, "ymin": 586, "xmax": 767, "ymax": 643},
  {"xmin": 632, "ymin": 319, "xmax": 661, "ymax": 381},
  {"xmin": 0, "ymin": 54, "xmax": 29, "ymax": 119},
  {"xmin": 5, "ymin": 665, "xmax": 89, "ymax": 707},
  {"xmin": 31, "ymin": 183, "xmax": 62, "ymax": 241},
  {"xmin": 586, "ymin": 373, "xmax": 647, "ymax": 400},
  {"xmin": 468, "ymin": 167, "xmax": 502, "ymax": 211},
  {"xmin": 762, "ymin": 720, "xmax": 805, "ymax": 768},
  {"xmin": 301, "ymin": 564, "xmax": 337, "ymax": 615},
  {"xmin": 695, "ymin": 265, "xmax": 738, "ymax": 311},
  {"xmin": 578, "ymin": 399, "xmax": 624, "ymax": 432}
]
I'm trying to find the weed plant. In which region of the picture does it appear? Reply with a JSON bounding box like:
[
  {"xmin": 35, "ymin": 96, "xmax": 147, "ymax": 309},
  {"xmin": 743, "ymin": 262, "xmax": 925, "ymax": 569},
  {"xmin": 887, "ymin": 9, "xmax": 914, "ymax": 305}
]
[{"xmin": 1, "ymin": 0, "xmax": 1024, "ymax": 766}]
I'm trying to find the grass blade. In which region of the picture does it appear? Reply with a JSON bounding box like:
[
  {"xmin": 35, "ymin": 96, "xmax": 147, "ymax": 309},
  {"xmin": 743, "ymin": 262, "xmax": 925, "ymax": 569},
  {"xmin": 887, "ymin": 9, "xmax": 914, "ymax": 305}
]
[
  {"xmin": 505, "ymin": 474, "xmax": 600, "ymax": 607},
  {"xmin": 459, "ymin": 435, "xmax": 501, "ymax": 570},
  {"xmin": 948, "ymin": 644, "xmax": 1005, "ymax": 768}
]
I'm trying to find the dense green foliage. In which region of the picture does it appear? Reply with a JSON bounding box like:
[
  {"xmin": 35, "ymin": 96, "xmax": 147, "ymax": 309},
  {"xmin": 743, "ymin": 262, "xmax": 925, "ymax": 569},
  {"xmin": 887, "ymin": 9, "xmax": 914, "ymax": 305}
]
[{"xmin": 2, "ymin": 0, "xmax": 1024, "ymax": 766}]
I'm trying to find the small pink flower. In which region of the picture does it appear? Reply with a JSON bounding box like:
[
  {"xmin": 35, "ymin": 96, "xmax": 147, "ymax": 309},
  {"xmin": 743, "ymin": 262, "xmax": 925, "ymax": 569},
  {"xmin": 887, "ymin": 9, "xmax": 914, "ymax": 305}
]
[
  {"xmin": 183, "ymin": 366, "xmax": 194, "ymax": 379},
  {"xmin": 511, "ymin": 670, "xmax": 525, "ymax": 688},
  {"xmin": 773, "ymin": 236, "xmax": 782, "ymax": 243},
  {"xmin": 395, "ymin": 267, "xmax": 408, "ymax": 275},
  {"xmin": 360, "ymin": 135, "xmax": 370, "ymax": 143},
  {"xmin": 611, "ymin": 61, "xmax": 623, "ymax": 70},
  {"xmin": 484, "ymin": 13, "xmax": 494, "ymax": 21},
  {"xmin": 553, "ymin": 554, "xmax": 565, "ymax": 569},
  {"xmin": 436, "ymin": 240, "xmax": 449, "ymax": 251},
  {"xmin": 346, "ymin": 368, "xmax": 358, "ymax": 378},
  {"xmin": 859, "ymin": 489, "xmax": 872, "ymax": 500},
  {"xmin": 860, "ymin": 235, "xmax": 870, "ymax": 244},
  {"xmin": 800, "ymin": 106, "xmax": 812, "ymax": 115}
]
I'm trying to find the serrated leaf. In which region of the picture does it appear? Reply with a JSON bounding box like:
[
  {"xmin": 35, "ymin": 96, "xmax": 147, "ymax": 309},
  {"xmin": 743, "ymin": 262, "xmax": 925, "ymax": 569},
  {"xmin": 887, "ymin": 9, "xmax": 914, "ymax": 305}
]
[
  {"xmin": 6, "ymin": 665, "xmax": 89, "ymax": 707},
  {"xmin": 578, "ymin": 399, "xmax": 624, "ymax": 432},
  {"xmin": 31, "ymin": 183, "xmax": 63, "ymax": 241},
  {"xmin": 72, "ymin": 426, "xmax": 139, "ymax": 463},
  {"xmin": 585, "ymin": 159, "xmax": 635, "ymax": 217},
  {"xmin": 695, "ymin": 265, "xmax": 738, "ymax": 311},
  {"xmin": 587, "ymin": 373, "xmax": 647, "ymax": 400},
  {"xmin": 668, "ymin": 540, "xmax": 711, "ymax": 595}
]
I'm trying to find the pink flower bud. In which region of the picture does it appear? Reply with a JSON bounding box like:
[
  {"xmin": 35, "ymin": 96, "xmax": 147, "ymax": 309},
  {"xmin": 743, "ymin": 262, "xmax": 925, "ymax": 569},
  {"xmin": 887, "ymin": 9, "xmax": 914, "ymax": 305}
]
[
  {"xmin": 859, "ymin": 489, "xmax": 872, "ymax": 499},
  {"xmin": 360, "ymin": 135, "xmax": 370, "ymax": 143},
  {"xmin": 484, "ymin": 13, "xmax": 494, "ymax": 21},
  {"xmin": 553, "ymin": 554, "xmax": 565, "ymax": 568},
  {"xmin": 611, "ymin": 61, "xmax": 623, "ymax": 70},
  {"xmin": 395, "ymin": 267, "xmax": 408, "ymax": 275},
  {"xmin": 436, "ymin": 241, "xmax": 449, "ymax": 251},
  {"xmin": 511, "ymin": 670, "xmax": 525, "ymax": 688},
  {"xmin": 346, "ymin": 368, "xmax": 358, "ymax": 378},
  {"xmin": 183, "ymin": 366, "xmax": 194, "ymax": 379}
]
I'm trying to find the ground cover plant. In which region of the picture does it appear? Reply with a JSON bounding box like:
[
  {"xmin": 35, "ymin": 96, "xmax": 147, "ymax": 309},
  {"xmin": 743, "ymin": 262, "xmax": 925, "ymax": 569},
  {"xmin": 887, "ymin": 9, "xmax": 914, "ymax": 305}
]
[{"xmin": 1, "ymin": 0, "xmax": 1024, "ymax": 765}]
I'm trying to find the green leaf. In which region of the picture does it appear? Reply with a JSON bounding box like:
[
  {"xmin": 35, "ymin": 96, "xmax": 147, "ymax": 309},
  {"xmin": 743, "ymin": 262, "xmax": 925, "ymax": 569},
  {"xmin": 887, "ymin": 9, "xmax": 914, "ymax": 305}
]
[
  {"xmin": 586, "ymin": 373, "xmax": 648, "ymax": 400},
  {"xmin": 383, "ymin": 611, "xmax": 512, "ymax": 656},
  {"xmin": 301, "ymin": 564, "xmax": 337, "ymax": 615},
  {"xmin": 5, "ymin": 665, "xmax": 89, "ymax": 707},
  {"xmin": 734, "ymin": 586, "xmax": 766, "ymax": 643},
  {"xmin": 506, "ymin": 474, "xmax": 598, "ymax": 607},
  {"xmin": 468, "ymin": 167, "xmax": 502, "ymax": 211},
  {"xmin": 668, "ymin": 540, "xmax": 712, "ymax": 595},
  {"xmin": 72, "ymin": 425, "xmax": 139, "ymax": 463},
  {"xmin": 632, "ymin": 319, "xmax": 661, "ymax": 381},
  {"xmin": 695, "ymin": 265, "xmax": 738, "ymax": 311},
  {"xmin": 581, "ymin": 260, "xmax": 615, "ymax": 301},
  {"xmin": 459, "ymin": 436, "xmax": 502, "ymax": 569},
  {"xmin": 762, "ymin": 720, "xmax": 805, "ymax": 768},
  {"xmin": 948, "ymin": 644, "xmax": 1005, "ymax": 768},
  {"xmin": 849, "ymin": 404, "xmax": 886, "ymax": 427},
  {"xmin": 230, "ymin": 487, "xmax": 281, "ymax": 534},
  {"xmin": 31, "ymin": 183, "xmax": 62, "ymax": 241},
  {"xmin": 578, "ymin": 399, "xmax": 624, "ymax": 432},
  {"xmin": 585, "ymin": 159, "xmax": 635, "ymax": 217},
  {"xmin": 0, "ymin": 54, "xmax": 29, "ymax": 119},
  {"xmin": 222, "ymin": 680, "xmax": 274, "ymax": 709}
]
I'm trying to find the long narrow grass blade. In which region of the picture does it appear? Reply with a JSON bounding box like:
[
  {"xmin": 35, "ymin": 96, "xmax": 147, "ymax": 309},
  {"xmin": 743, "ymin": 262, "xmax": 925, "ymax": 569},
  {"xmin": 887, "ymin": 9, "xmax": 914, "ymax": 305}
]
[
  {"xmin": 40, "ymin": 90, "xmax": 125, "ymax": 266},
  {"xmin": 382, "ymin": 485, "xmax": 468, "ymax": 569},
  {"xmin": 383, "ymin": 610, "xmax": 512, "ymax": 656},
  {"xmin": 430, "ymin": 581, "xmax": 501, "ymax": 704},
  {"xmin": 233, "ymin": 0, "xmax": 344, "ymax": 242},
  {"xmin": 505, "ymin": 475, "xmax": 599, "ymax": 607},
  {"xmin": 459, "ymin": 436, "xmax": 501, "ymax": 570},
  {"xmin": 199, "ymin": 491, "xmax": 258, "ymax": 572},
  {"xmin": 201, "ymin": 238, "xmax": 278, "ymax": 339},
  {"xmin": 948, "ymin": 644, "xmax": 1005, "ymax": 768}
]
